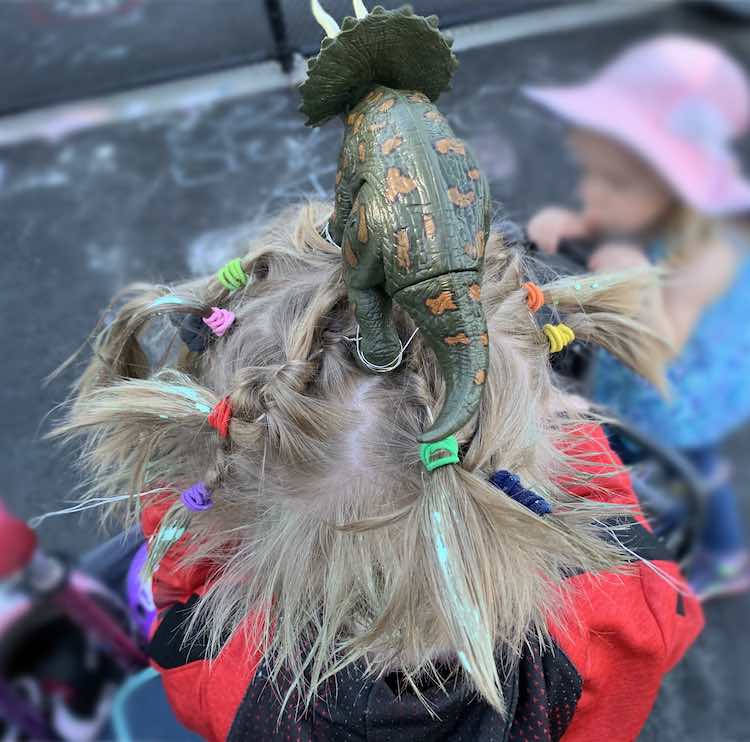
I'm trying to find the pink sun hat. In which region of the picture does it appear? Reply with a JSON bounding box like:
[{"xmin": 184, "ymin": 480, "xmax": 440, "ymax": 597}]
[{"xmin": 523, "ymin": 35, "xmax": 750, "ymax": 216}]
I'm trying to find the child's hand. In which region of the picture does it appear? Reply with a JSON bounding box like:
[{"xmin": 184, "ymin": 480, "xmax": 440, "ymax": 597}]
[
  {"xmin": 588, "ymin": 242, "xmax": 650, "ymax": 272},
  {"xmin": 527, "ymin": 207, "xmax": 590, "ymax": 254}
]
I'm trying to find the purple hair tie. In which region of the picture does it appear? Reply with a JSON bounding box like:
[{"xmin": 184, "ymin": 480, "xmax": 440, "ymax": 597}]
[
  {"xmin": 203, "ymin": 307, "xmax": 236, "ymax": 337},
  {"xmin": 489, "ymin": 470, "xmax": 552, "ymax": 517},
  {"xmin": 180, "ymin": 481, "xmax": 213, "ymax": 512}
]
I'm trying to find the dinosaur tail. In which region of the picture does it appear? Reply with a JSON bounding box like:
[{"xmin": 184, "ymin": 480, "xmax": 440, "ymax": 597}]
[{"xmin": 395, "ymin": 270, "xmax": 489, "ymax": 443}]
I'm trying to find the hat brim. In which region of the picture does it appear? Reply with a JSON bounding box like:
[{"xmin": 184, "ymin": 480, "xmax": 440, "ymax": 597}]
[{"xmin": 523, "ymin": 82, "xmax": 750, "ymax": 216}]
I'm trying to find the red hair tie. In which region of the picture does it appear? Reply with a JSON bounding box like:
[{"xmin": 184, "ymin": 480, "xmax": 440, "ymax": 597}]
[
  {"xmin": 208, "ymin": 397, "xmax": 232, "ymax": 438},
  {"xmin": 523, "ymin": 282, "xmax": 545, "ymax": 312}
]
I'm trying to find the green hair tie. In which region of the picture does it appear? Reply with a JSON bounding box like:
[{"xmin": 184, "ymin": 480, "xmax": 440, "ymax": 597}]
[
  {"xmin": 217, "ymin": 258, "xmax": 248, "ymax": 291},
  {"xmin": 420, "ymin": 435, "xmax": 460, "ymax": 472}
]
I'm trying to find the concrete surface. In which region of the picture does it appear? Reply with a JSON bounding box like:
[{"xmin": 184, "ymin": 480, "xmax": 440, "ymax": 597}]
[{"xmin": 1, "ymin": 2, "xmax": 748, "ymax": 739}]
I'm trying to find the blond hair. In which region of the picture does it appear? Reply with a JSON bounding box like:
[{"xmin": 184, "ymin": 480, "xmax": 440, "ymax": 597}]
[
  {"xmin": 52, "ymin": 201, "xmax": 668, "ymax": 715},
  {"xmin": 664, "ymin": 205, "xmax": 725, "ymax": 266}
]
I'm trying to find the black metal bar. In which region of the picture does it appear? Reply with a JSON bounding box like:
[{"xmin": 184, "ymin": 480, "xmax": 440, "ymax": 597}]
[{"xmin": 264, "ymin": 0, "xmax": 294, "ymax": 74}]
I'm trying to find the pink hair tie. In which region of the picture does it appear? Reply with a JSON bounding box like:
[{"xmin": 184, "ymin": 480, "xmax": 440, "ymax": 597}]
[{"xmin": 203, "ymin": 307, "xmax": 235, "ymax": 337}]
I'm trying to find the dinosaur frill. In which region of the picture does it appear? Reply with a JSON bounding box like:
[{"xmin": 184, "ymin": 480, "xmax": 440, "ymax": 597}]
[{"xmin": 299, "ymin": 5, "xmax": 458, "ymax": 127}]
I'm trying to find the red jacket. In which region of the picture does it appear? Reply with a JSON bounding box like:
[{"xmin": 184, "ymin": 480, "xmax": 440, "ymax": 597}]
[{"xmin": 145, "ymin": 425, "xmax": 703, "ymax": 741}]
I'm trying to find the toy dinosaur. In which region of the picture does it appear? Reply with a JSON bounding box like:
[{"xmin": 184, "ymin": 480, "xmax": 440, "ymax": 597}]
[{"xmin": 301, "ymin": 3, "xmax": 491, "ymax": 443}]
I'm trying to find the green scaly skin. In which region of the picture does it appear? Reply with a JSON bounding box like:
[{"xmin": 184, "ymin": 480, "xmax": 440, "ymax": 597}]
[
  {"xmin": 300, "ymin": 8, "xmax": 491, "ymax": 443},
  {"xmin": 331, "ymin": 86, "xmax": 491, "ymax": 443}
]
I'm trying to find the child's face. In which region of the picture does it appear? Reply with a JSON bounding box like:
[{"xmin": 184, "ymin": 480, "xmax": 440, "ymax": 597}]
[{"xmin": 569, "ymin": 129, "xmax": 674, "ymax": 235}]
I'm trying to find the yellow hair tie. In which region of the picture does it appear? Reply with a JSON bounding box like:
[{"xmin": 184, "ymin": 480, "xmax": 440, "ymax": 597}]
[{"xmin": 543, "ymin": 323, "xmax": 575, "ymax": 353}]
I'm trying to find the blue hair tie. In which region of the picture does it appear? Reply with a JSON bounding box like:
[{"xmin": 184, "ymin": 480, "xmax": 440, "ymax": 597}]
[{"xmin": 489, "ymin": 470, "xmax": 552, "ymax": 517}]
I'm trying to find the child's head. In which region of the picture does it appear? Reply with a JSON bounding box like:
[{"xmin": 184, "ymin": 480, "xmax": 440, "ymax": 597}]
[
  {"xmin": 525, "ymin": 35, "xmax": 750, "ymax": 227},
  {"xmin": 54, "ymin": 202, "xmax": 668, "ymax": 712}
]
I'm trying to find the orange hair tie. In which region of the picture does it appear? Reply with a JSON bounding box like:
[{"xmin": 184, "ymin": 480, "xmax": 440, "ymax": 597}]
[{"xmin": 523, "ymin": 282, "xmax": 545, "ymax": 312}]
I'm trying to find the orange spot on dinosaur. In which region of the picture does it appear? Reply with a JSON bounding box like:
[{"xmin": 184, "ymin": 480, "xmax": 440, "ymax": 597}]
[
  {"xmin": 369, "ymin": 121, "xmax": 386, "ymax": 133},
  {"xmin": 469, "ymin": 284, "xmax": 481, "ymax": 301},
  {"xmin": 444, "ymin": 333, "xmax": 471, "ymax": 346},
  {"xmin": 480, "ymin": 333, "xmax": 489, "ymax": 346},
  {"xmin": 464, "ymin": 230, "xmax": 486, "ymax": 260},
  {"xmin": 448, "ymin": 186, "xmax": 476, "ymax": 208},
  {"xmin": 385, "ymin": 167, "xmax": 418, "ymax": 204},
  {"xmin": 423, "ymin": 213, "xmax": 436, "ymax": 239},
  {"xmin": 357, "ymin": 205, "xmax": 368, "ymax": 243},
  {"xmin": 435, "ymin": 138, "xmax": 466, "ymax": 155},
  {"xmin": 425, "ymin": 291, "xmax": 457, "ymax": 316},
  {"xmin": 346, "ymin": 111, "xmax": 365, "ymax": 134},
  {"xmin": 394, "ymin": 228, "xmax": 411, "ymax": 271},
  {"xmin": 343, "ymin": 238, "xmax": 358, "ymax": 268},
  {"xmin": 468, "ymin": 168, "xmax": 481, "ymax": 181},
  {"xmin": 408, "ymin": 92, "xmax": 430, "ymax": 103},
  {"xmin": 358, "ymin": 142, "xmax": 366, "ymax": 162},
  {"xmin": 424, "ymin": 110, "xmax": 444, "ymax": 123},
  {"xmin": 381, "ymin": 136, "xmax": 404, "ymax": 155},
  {"xmin": 363, "ymin": 89, "xmax": 384, "ymax": 105},
  {"xmin": 335, "ymin": 169, "xmax": 342, "ymax": 185},
  {"xmin": 474, "ymin": 369, "xmax": 486, "ymax": 385},
  {"xmin": 379, "ymin": 98, "xmax": 396, "ymax": 113}
]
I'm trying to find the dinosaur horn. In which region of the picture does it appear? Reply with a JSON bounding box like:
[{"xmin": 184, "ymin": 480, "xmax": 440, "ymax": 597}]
[
  {"xmin": 352, "ymin": 0, "xmax": 368, "ymax": 19},
  {"xmin": 396, "ymin": 270, "xmax": 490, "ymax": 443},
  {"xmin": 311, "ymin": 0, "xmax": 340, "ymax": 37}
]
